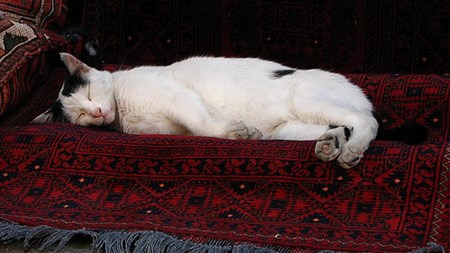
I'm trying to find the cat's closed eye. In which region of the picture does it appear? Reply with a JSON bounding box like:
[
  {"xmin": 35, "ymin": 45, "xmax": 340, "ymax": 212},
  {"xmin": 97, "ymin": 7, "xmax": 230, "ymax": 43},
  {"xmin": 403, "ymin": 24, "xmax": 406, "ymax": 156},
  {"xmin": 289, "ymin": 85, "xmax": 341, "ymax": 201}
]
[{"xmin": 77, "ymin": 113, "xmax": 86, "ymax": 119}]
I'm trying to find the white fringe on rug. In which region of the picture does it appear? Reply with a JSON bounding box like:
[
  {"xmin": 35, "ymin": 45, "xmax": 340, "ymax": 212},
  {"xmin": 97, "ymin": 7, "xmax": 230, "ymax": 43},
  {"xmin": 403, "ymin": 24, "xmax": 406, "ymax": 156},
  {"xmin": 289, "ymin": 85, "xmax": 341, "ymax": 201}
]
[{"xmin": 0, "ymin": 221, "xmax": 446, "ymax": 253}]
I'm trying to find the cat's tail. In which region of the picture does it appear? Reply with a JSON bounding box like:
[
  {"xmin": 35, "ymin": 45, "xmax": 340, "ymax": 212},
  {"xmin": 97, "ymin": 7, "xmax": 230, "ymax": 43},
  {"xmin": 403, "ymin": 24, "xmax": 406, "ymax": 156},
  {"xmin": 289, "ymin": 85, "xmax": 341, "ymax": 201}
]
[{"xmin": 375, "ymin": 120, "xmax": 428, "ymax": 144}]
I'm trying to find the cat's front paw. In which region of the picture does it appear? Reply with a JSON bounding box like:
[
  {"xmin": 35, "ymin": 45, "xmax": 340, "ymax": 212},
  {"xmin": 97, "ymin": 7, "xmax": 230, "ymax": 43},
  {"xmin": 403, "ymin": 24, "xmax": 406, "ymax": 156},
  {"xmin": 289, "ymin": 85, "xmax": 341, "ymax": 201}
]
[
  {"xmin": 338, "ymin": 144, "xmax": 363, "ymax": 169},
  {"xmin": 226, "ymin": 121, "xmax": 249, "ymax": 139},
  {"xmin": 315, "ymin": 126, "xmax": 350, "ymax": 162},
  {"xmin": 247, "ymin": 126, "xmax": 263, "ymax": 140}
]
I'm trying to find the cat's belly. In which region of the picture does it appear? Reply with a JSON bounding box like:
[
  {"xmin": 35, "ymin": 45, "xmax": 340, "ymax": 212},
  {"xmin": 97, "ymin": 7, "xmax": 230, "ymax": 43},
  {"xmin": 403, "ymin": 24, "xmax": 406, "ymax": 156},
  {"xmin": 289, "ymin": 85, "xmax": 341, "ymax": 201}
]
[
  {"xmin": 116, "ymin": 113, "xmax": 190, "ymax": 135},
  {"xmin": 204, "ymin": 96, "xmax": 291, "ymax": 137}
]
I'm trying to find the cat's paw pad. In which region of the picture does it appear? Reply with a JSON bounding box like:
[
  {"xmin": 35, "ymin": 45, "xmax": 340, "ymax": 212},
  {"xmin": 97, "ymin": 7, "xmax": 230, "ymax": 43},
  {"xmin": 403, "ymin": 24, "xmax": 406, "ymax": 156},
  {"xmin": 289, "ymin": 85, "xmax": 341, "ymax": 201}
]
[
  {"xmin": 247, "ymin": 126, "xmax": 263, "ymax": 140},
  {"xmin": 315, "ymin": 126, "xmax": 350, "ymax": 162},
  {"xmin": 226, "ymin": 121, "xmax": 249, "ymax": 139},
  {"xmin": 338, "ymin": 144, "xmax": 363, "ymax": 169},
  {"xmin": 315, "ymin": 136, "xmax": 341, "ymax": 162}
]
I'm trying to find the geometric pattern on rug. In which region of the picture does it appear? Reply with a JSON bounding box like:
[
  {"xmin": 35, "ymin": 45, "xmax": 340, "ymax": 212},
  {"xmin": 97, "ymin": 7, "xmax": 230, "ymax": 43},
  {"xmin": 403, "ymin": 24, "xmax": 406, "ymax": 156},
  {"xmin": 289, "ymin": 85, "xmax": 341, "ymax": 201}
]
[{"xmin": 0, "ymin": 124, "xmax": 448, "ymax": 252}]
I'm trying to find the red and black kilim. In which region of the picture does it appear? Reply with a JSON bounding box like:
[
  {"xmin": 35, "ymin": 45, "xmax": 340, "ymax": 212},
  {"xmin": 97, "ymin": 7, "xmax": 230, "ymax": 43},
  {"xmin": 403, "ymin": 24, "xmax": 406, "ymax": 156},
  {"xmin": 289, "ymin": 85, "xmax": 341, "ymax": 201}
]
[
  {"xmin": 0, "ymin": 58, "xmax": 449, "ymax": 252},
  {"xmin": 0, "ymin": 124, "xmax": 448, "ymax": 252}
]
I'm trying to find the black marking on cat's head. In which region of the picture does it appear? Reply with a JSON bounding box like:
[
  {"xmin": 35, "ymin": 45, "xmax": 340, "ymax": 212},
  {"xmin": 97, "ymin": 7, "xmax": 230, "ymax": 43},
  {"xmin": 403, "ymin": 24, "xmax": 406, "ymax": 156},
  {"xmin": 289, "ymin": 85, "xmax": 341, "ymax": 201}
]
[
  {"xmin": 49, "ymin": 100, "xmax": 66, "ymax": 122},
  {"xmin": 32, "ymin": 99, "xmax": 67, "ymax": 124},
  {"xmin": 59, "ymin": 52, "xmax": 91, "ymax": 97},
  {"xmin": 273, "ymin": 69, "xmax": 296, "ymax": 78},
  {"xmin": 61, "ymin": 73, "xmax": 88, "ymax": 97}
]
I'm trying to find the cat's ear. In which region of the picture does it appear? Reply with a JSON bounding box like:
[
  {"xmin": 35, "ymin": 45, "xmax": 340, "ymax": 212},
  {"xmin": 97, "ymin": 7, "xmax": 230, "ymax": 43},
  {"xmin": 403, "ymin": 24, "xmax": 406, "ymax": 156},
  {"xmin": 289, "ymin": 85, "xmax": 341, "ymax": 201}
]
[
  {"xmin": 60, "ymin": 53, "xmax": 92, "ymax": 76},
  {"xmin": 32, "ymin": 101, "xmax": 65, "ymax": 124},
  {"xmin": 32, "ymin": 109, "xmax": 56, "ymax": 124}
]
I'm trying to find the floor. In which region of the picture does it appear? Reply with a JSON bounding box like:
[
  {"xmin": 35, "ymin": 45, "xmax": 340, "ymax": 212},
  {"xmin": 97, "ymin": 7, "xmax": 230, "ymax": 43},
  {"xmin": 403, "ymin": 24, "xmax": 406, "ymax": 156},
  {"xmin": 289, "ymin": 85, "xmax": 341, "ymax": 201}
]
[{"xmin": 0, "ymin": 239, "xmax": 93, "ymax": 253}]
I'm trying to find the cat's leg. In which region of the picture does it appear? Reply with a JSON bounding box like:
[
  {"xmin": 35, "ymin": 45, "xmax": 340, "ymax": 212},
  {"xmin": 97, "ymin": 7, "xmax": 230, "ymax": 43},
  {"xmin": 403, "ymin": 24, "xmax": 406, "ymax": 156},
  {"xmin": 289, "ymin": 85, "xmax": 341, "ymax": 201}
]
[
  {"xmin": 270, "ymin": 122, "xmax": 348, "ymax": 161},
  {"xmin": 293, "ymin": 103, "xmax": 378, "ymax": 168},
  {"xmin": 319, "ymin": 112, "xmax": 377, "ymax": 168},
  {"xmin": 271, "ymin": 123, "xmax": 352, "ymax": 163},
  {"xmin": 336, "ymin": 115, "xmax": 378, "ymax": 168},
  {"xmin": 168, "ymin": 90, "xmax": 259, "ymax": 139},
  {"xmin": 270, "ymin": 122, "xmax": 329, "ymax": 140}
]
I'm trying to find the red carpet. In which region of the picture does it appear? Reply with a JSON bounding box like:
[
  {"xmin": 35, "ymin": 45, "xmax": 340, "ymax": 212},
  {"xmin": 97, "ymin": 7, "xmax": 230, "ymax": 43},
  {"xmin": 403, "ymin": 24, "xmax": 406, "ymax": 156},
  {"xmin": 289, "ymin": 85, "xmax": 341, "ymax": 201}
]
[{"xmin": 0, "ymin": 124, "xmax": 448, "ymax": 252}]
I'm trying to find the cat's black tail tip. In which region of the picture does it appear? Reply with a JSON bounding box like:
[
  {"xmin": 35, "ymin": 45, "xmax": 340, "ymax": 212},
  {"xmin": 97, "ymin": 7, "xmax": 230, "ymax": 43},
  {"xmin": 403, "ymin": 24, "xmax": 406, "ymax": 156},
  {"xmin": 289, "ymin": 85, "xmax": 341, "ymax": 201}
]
[
  {"xmin": 377, "ymin": 121, "xmax": 428, "ymax": 145},
  {"xmin": 399, "ymin": 122, "xmax": 429, "ymax": 145}
]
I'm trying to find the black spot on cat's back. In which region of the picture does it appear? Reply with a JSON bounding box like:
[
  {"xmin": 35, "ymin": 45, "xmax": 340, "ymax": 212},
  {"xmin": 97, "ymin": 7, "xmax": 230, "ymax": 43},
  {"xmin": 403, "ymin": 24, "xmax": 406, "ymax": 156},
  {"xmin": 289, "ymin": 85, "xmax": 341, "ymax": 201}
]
[
  {"xmin": 273, "ymin": 69, "xmax": 296, "ymax": 78},
  {"xmin": 61, "ymin": 74, "xmax": 88, "ymax": 96}
]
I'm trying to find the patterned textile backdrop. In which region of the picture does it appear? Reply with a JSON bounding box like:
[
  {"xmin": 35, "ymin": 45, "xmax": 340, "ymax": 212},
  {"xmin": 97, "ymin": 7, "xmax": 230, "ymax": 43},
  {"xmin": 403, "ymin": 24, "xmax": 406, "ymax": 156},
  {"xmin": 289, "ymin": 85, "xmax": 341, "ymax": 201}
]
[
  {"xmin": 0, "ymin": 18, "xmax": 64, "ymax": 118},
  {"xmin": 69, "ymin": 0, "xmax": 450, "ymax": 73},
  {"xmin": 0, "ymin": 0, "xmax": 67, "ymax": 29}
]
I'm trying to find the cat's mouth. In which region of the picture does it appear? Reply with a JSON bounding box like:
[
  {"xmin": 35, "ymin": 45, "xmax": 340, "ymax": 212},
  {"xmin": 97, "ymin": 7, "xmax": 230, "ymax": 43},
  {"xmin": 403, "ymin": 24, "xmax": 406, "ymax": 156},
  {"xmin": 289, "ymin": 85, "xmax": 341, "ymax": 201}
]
[
  {"xmin": 86, "ymin": 112, "xmax": 114, "ymax": 127},
  {"xmin": 103, "ymin": 111, "xmax": 115, "ymax": 124}
]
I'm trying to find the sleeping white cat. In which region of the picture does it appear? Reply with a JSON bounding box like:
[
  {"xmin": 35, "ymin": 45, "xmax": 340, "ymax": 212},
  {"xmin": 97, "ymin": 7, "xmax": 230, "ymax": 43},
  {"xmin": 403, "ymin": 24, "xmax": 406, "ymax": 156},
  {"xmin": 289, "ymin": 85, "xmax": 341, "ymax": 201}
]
[{"xmin": 34, "ymin": 53, "xmax": 379, "ymax": 168}]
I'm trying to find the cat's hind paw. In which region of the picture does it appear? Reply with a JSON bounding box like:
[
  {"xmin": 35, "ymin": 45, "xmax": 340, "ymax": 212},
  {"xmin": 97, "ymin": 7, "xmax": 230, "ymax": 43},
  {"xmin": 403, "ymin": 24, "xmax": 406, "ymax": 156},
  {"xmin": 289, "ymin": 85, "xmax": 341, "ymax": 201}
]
[
  {"xmin": 315, "ymin": 126, "xmax": 350, "ymax": 162},
  {"xmin": 338, "ymin": 144, "xmax": 363, "ymax": 169},
  {"xmin": 315, "ymin": 136, "xmax": 341, "ymax": 162}
]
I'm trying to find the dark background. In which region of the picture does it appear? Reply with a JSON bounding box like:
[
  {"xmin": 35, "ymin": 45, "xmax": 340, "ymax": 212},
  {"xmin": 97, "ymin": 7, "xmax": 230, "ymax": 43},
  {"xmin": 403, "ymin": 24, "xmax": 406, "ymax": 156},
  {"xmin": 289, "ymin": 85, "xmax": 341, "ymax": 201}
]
[{"xmin": 67, "ymin": 0, "xmax": 450, "ymax": 74}]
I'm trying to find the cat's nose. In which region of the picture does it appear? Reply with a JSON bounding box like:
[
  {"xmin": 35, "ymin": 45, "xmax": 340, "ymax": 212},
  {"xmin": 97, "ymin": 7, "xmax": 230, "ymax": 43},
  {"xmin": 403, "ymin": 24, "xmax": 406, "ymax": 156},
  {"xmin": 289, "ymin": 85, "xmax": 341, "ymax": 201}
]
[{"xmin": 93, "ymin": 107, "xmax": 103, "ymax": 118}]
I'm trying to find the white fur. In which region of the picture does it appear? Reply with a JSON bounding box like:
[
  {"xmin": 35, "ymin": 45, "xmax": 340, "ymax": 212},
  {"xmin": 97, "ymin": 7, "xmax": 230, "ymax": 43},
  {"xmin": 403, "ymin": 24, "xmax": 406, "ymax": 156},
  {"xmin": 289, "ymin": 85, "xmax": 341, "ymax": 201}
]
[{"xmin": 34, "ymin": 54, "xmax": 379, "ymax": 168}]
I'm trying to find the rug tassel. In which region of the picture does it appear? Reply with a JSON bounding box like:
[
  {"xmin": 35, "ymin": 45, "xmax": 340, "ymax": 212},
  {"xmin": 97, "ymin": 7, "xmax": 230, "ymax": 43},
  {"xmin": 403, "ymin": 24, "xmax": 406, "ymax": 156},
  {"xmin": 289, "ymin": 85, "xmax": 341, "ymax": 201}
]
[
  {"xmin": 0, "ymin": 221, "xmax": 446, "ymax": 253},
  {"xmin": 37, "ymin": 228, "xmax": 97, "ymax": 252},
  {"xmin": 317, "ymin": 243, "xmax": 447, "ymax": 253},
  {"xmin": 0, "ymin": 221, "xmax": 29, "ymax": 242},
  {"xmin": 410, "ymin": 243, "xmax": 446, "ymax": 253}
]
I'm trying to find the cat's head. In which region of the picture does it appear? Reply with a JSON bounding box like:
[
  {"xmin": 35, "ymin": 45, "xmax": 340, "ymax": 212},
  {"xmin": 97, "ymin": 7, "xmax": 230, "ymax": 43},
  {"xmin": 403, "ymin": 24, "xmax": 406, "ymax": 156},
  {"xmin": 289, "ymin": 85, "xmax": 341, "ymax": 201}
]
[{"xmin": 33, "ymin": 53, "xmax": 116, "ymax": 127}]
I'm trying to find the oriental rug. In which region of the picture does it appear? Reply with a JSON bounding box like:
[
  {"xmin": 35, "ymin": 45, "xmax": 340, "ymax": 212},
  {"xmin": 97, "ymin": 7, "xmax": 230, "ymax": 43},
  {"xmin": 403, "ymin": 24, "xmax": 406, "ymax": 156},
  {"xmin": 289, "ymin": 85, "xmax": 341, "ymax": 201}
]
[{"xmin": 0, "ymin": 124, "xmax": 448, "ymax": 252}]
